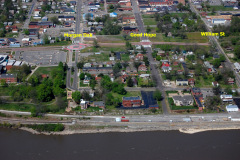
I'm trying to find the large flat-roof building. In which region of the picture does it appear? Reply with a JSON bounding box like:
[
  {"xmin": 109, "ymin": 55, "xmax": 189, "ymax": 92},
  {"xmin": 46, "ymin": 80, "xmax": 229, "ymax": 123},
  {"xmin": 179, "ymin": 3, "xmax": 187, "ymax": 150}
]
[{"xmin": 122, "ymin": 96, "xmax": 142, "ymax": 107}]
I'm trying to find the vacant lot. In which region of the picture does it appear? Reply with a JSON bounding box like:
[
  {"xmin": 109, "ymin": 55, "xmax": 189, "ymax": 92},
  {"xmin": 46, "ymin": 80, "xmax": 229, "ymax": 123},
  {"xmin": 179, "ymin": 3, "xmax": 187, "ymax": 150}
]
[{"xmin": 143, "ymin": 18, "xmax": 157, "ymax": 25}]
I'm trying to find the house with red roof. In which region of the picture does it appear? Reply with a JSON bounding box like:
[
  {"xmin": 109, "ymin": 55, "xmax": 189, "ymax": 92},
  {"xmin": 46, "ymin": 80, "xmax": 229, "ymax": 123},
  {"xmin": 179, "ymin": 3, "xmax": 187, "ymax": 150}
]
[
  {"xmin": 135, "ymin": 53, "xmax": 144, "ymax": 60},
  {"xmin": 138, "ymin": 64, "xmax": 147, "ymax": 71}
]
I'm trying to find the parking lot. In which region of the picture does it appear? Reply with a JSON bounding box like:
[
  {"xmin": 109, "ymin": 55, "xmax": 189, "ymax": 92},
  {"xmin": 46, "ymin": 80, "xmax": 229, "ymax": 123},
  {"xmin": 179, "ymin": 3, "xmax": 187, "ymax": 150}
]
[
  {"xmin": 201, "ymin": 89, "xmax": 214, "ymax": 99},
  {"xmin": 20, "ymin": 51, "xmax": 67, "ymax": 65},
  {"xmin": 208, "ymin": 0, "xmax": 222, "ymax": 6},
  {"xmin": 141, "ymin": 91, "xmax": 158, "ymax": 108}
]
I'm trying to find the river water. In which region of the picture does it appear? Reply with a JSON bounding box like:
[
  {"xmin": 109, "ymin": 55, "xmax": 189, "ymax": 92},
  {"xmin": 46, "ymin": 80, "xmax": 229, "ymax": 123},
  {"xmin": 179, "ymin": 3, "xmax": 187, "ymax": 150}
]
[{"xmin": 0, "ymin": 128, "xmax": 240, "ymax": 160}]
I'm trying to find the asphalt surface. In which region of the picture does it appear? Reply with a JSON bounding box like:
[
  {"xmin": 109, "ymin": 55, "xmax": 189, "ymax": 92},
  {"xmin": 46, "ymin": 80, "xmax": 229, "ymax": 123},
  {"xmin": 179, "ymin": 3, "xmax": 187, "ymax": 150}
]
[
  {"xmin": 66, "ymin": 0, "xmax": 82, "ymax": 90},
  {"xmin": 1, "ymin": 110, "xmax": 240, "ymax": 123},
  {"xmin": 131, "ymin": 0, "xmax": 169, "ymax": 114}
]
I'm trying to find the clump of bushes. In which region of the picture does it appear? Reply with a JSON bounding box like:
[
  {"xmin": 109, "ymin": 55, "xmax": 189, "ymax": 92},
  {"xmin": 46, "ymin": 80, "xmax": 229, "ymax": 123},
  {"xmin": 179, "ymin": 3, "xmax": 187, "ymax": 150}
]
[{"xmin": 27, "ymin": 124, "xmax": 64, "ymax": 132}]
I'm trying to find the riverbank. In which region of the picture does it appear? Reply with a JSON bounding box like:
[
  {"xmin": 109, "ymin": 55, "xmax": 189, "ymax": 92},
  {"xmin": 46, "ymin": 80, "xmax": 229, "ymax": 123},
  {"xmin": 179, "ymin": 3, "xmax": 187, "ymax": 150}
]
[{"xmin": 17, "ymin": 121, "xmax": 240, "ymax": 135}]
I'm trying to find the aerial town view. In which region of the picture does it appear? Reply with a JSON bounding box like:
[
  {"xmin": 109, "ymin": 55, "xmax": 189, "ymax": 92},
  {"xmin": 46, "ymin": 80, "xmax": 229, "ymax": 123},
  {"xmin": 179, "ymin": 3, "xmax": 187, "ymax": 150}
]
[{"xmin": 0, "ymin": 0, "xmax": 240, "ymax": 159}]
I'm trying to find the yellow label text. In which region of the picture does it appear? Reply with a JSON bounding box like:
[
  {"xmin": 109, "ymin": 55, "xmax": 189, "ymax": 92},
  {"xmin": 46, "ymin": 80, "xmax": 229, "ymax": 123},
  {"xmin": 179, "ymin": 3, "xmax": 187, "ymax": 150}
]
[
  {"xmin": 130, "ymin": 33, "xmax": 156, "ymax": 37},
  {"xmin": 201, "ymin": 32, "xmax": 225, "ymax": 36},
  {"xmin": 64, "ymin": 33, "xmax": 93, "ymax": 38}
]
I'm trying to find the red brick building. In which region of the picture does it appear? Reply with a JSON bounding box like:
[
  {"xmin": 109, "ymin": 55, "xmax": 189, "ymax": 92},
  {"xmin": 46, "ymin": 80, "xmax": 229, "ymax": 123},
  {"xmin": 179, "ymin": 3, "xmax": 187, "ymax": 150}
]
[
  {"xmin": 0, "ymin": 74, "xmax": 17, "ymax": 83},
  {"xmin": 122, "ymin": 96, "xmax": 142, "ymax": 107}
]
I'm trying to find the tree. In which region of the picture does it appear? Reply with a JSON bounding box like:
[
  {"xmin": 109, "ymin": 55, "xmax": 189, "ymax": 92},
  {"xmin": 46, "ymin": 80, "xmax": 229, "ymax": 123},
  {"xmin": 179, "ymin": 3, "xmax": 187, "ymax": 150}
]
[
  {"xmin": 90, "ymin": 79, "xmax": 96, "ymax": 90},
  {"xmin": 143, "ymin": 56, "xmax": 149, "ymax": 66},
  {"xmin": 127, "ymin": 77, "xmax": 133, "ymax": 87},
  {"xmin": 37, "ymin": 79, "xmax": 54, "ymax": 102},
  {"xmin": 77, "ymin": 62, "xmax": 84, "ymax": 69},
  {"xmin": 134, "ymin": 61, "xmax": 141, "ymax": 71},
  {"xmin": 28, "ymin": 75, "xmax": 39, "ymax": 87},
  {"xmin": 72, "ymin": 91, "xmax": 81, "ymax": 104},
  {"xmin": 50, "ymin": 16, "xmax": 61, "ymax": 25},
  {"xmin": 43, "ymin": 34, "xmax": 50, "ymax": 44},
  {"xmin": 211, "ymin": 8, "xmax": 216, "ymax": 15},
  {"xmin": 125, "ymin": 41, "xmax": 133, "ymax": 50},
  {"xmin": 234, "ymin": 46, "xmax": 240, "ymax": 59},
  {"xmin": 205, "ymin": 96, "xmax": 221, "ymax": 111},
  {"xmin": 80, "ymin": 73, "xmax": 85, "ymax": 80},
  {"xmin": 213, "ymin": 86, "xmax": 221, "ymax": 95},
  {"xmin": 67, "ymin": 3, "xmax": 70, "ymax": 7},
  {"xmin": 213, "ymin": 59, "xmax": 221, "ymax": 68},
  {"xmin": 146, "ymin": 25, "xmax": 151, "ymax": 33},
  {"xmin": 93, "ymin": 39, "xmax": 99, "ymax": 48},
  {"xmin": 0, "ymin": 79, "xmax": 7, "ymax": 87},
  {"xmin": 154, "ymin": 90, "xmax": 162, "ymax": 101},
  {"xmin": 24, "ymin": 29, "xmax": 30, "ymax": 35},
  {"xmin": 225, "ymin": 86, "xmax": 233, "ymax": 95},
  {"xmin": 82, "ymin": 90, "xmax": 91, "ymax": 101},
  {"xmin": 113, "ymin": 63, "xmax": 122, "ymax": 77},
  {"xmin": 71, "ymin": 67, "xmax": 75, "ymax": 73}
]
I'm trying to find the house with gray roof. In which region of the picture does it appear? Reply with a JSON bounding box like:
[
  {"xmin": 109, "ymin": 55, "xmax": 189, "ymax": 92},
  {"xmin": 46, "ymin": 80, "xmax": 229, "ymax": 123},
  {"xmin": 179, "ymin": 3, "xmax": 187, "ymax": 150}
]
[{"xmin": 172, "ymin": 95, "xmax": 194, "ymax": 106}]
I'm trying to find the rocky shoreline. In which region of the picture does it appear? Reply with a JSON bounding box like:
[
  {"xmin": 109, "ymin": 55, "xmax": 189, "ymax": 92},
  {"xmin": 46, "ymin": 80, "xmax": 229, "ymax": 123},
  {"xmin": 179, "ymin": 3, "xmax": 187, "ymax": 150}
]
[{"xmin": 18, "ymin": 122, "xmax": 240, "ymax": 135}]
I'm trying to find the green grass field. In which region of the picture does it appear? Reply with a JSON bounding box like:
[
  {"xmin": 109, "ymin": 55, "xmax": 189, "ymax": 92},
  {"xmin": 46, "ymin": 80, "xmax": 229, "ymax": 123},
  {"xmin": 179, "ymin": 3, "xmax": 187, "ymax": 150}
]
[
  {"xmin": 72, "ymin": 52, "xmax": 75, "ymax": 61},
  {"xmin": 33, "ymin": 66, "xmax": 58, "ymax": 78},
  {"xmin": 87, "ymin": 52, "xmax": 110, "ymax": 62},
  {"xmin": 143, "ymin": 18, "xmax": 157, "ymax": 25},
  {"xmin": 0, "ymin": 103, "xmax": 35, "ymax": 112},
  {"xmin": 5, "ymin": 32, "xmax": 19, "ymax": 38},
  {"xmin": 149, "ymin": 32, "xmax": 208, "ymax": 43},
  {"xmin": 209, "ymin": 6, "xmax": 236, "ymax": 11},
  {"xmin": 186, "ymin": 32, "xmax": 208, "ymax": 43},
  {"xmin": 142, "ymin": 14, "xmax": 155, "ymax": 18},
  {"xmin": 121, "ymin": 54, "xmax": 130, "ymax": 61}
]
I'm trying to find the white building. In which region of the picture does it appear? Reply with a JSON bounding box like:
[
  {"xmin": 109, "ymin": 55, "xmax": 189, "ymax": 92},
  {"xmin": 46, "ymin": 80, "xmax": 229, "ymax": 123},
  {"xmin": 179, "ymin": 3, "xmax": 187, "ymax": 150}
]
[
  {"xmin": 226, "ymin": 105, "xmax": 239, "ymax": 112},
  {"xmin": 234, "ymin": 62, "xmax": 240, "ymax": 72},
  {"xmin": 220, "ymin": 95, "xmax": 233, "ymax": 102}
]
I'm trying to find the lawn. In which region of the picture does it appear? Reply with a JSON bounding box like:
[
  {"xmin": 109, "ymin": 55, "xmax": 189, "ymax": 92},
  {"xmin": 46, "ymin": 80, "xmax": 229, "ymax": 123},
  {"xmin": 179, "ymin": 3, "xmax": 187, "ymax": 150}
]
[
  {"xmin": 162, "ymin": 32, "xmax": 208, "ymax": 43},
  {"xmin": 142, "ymin": 14, "xmax": 155, "ymax": 18},
  {"xmin": 72, "ymin": 51, "xmax": 75, "ymax": 61},
  {"xmin": 5, "ymin": 32, "xmax": 19, "ymax": 38},
  {"xmin": 0, "ymin": 103, "xmax": 35, "ymax": 112},
  {"xmin": 149, "ymin": 33, "xmax": 164, "ymax": 42},
  {"xmin": 195, "ymin": 75, "xmax": 215, "ymax": 88},
  {"xmin": 121, "ymin": 54, "xmax": 130, "ymax": 61},
  {"xmin": 80, "ymin": 81, "xmax": 89, "ymax": 87},
  {"xmin": 209, "ymin": 6, "xmax": 236, "ymax": 11},
  {"xmin": 33, "ymin": 66, "xmax": 58, "ymax": 78},
  {"xmin": 149, "ymin": 32, "xmax": 208, "ymax": 43},
  {"xmin": 0, "ymin": 87, "xmax": 14, "ymax": 96},
  {"xmin": 168, "ymin": 98, "xmax": 197, "ymax": 110},
  {"xmin": 71, "ymin": 78, "xmax": 73, "ymax": 85},
  {"xmin": 143, "ymin": 18, "xmax": 157, "ymax": 25},
  {"xmin": 186, "ymin": 32, "xmax": 208, "ymax": 43},
  {"xmin": 87, "ymin": 52, "xmax": 110, "ymax": 62}
]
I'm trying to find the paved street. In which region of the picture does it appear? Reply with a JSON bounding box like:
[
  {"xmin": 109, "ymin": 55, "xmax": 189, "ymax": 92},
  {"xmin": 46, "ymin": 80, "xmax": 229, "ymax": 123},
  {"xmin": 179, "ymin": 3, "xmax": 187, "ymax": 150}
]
[{"xmin": 1, "ymin": 110, "xmax": 240, "ymax": 123}]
